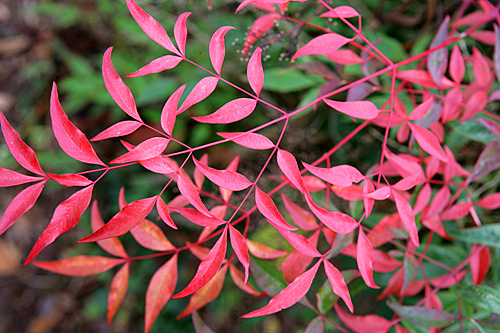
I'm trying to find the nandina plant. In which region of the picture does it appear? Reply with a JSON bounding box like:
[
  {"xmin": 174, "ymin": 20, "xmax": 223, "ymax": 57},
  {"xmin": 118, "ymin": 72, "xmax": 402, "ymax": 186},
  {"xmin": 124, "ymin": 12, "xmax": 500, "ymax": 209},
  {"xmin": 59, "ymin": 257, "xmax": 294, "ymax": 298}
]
[{"xmin": 1, "ymin": 0, "xmax": 500, "ymax": 331}]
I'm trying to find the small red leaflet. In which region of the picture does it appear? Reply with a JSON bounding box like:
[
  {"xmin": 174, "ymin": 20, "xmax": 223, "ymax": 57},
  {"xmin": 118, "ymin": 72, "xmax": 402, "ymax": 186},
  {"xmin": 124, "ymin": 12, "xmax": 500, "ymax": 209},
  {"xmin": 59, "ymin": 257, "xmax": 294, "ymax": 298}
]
[
  {"xmin": 209, "ymin": 26, "xmax": 235, "ymax": 75},
  {"xmin": 193, "ymin": 157, "xmax": 253, "ymax": 191},
  {"xmin": 32, "ymin": 255, "xmax": 124, "ymax": 276}
]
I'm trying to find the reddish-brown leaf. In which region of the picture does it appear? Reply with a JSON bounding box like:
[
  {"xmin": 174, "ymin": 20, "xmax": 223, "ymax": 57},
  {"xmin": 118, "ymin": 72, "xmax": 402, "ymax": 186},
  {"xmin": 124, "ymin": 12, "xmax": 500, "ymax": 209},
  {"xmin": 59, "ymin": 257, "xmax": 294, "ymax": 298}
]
[
  {"xmin": 229, "ymin": 224, "xmax": 250, "ymax": 283},
  {"xmin": 229, "ymin": 264, "xmax": 263, "ymax": 296},
  {"xmin": 323, "ymin": 259, "xmax": 353, "ymax": 313},
  {"xmin": 107, "ymin": 263, "xmax": 129, "ymax": 323},
  {"xmin": 32, "ymin": 255, "xmax": 123, "ymax": 276},
  {"xmin": 131, "ymin": 219, "xmax": 175, "ymax": 251},
  {"xmin": 91, "ymin": 201, "xmax": 127, "ymax": 258},
  {"xmin": 281, "ymin": 193, "xmax": 318, "ymax": 231},
  {"xmin": 246, "ymin": 239, "xmax": 288, "ymax": 259},
  {"xmin": 170, "ymin": 207, "xmax": 225, "ymax": 227},
  {"xmin": 255, "ymin": 186, "xmax": 297, "ymax": 231},
  {"xmin": 209, "ymin": 26, "xmax": 235, "ymax": 75},
  {"xmin": 357, "ymin": 227, "xmax": 379, "ymax": 289}
]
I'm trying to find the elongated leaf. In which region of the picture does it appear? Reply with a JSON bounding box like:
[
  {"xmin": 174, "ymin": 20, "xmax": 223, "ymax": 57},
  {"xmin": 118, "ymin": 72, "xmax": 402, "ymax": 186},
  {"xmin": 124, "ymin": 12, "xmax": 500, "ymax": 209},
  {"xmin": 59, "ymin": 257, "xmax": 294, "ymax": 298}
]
[
  {"xmin": 209, "ymin": 26, "xmax": 235, "ymax": 75},
  {"xmin": 0, "ymin": 111, "xmax": 44, "ymax": 175},
  {"xmin": 324, "ymin": 99, "xmax": 379, "ymax": 120},
  {"xmin": 192, "ymin": 157, "xmax": 252, "ymax": 191},
  {"xmin": 161, "ymin": 85, "xmax": 185, "ymax": 135},
  {"xmin": 250, "ymin": 256, "xmax": 286, "ymax": 296},
  {"xmin": 177, "ymin": 174, "xmax": 211, "ymax": 216},
  {"xmin": 178, "ymin": 77, "xmax": 219, "ymax": 114},
  {"xmin": 91, "ymin": 201, "xmax": 127, "ymax": 258},
  {"xmin": 50, "ymin": 83, "xmax": 105, "ymax": 166},
  {"xmin": 467, "ymin": 141, "xmax": 500, "ymax": 184},
  {"xmin": 127, "ymin": 55, "xmax": 183, "ymax": 78},
  {"xmin": 408, "ymin": 122, "xmax": 448, "ymax": 162},
  {"xmin": 79, "ymin": 196, "xmax": 156, "ymax": 242},
  {"xmin": 388, "ymin": 302, "xmax": 454, "ymax": 328},
  {"xmin": 24, "ymin": 185, "xmax": 94, "ymax": 265},
  {"xmin": 91, "ymin": 121, "xmax": 142, "ymax": 141},
  {"xmin": 334, "ymin": 303, "xmax": 390, "ymax": 333},
  {"xmin": 229, "ymin": 264, "xmax": 263, "ymax": 296},
  {"xmin": 255, "ymin": 186, "xmax": 297, "ymax": 231},
  {"xmin": 173, "ymin": 226, "xmax": 227, "ymax": 298},
  {"xmin": 323, "ymin": 259, "xmax": 353, "ymax": 312},
  {"xmin": 456, "ymin": 285, "xmax": 500, "ymax": 313},
  {"xmin": 157, "ymin": 196, "xmax": 177, "ymax": 229},
  {"xmin": 242, "ymin": 260, "xmax": 321, "ymax": 318},
  {"xmin": 393, "ymin": 190, "xmax": 419, "ymax": 247},
  {"xmin": 174, "ymin": 12, "xmax": 190, "ymax": 56},
  {"xmin": 170, "ymin": 207, "xmax": 225, "ymax": 227},
  {"xmin": 303, "ymin": 163, "xmax": 364, "ymax": 187},
  {"xmin": 495, "ymin": 25, "xmax": 500, "ymax": 83},
  {"xmin": 126, "ymin": 0, "xmax": 178, "ymax": 54},
  {"xmin": 476, "ymin": 192, "xmax": 500, "ymax": 210},
  {"xmin": 305, "ymin": 195, "xmax": 358, "ymax": 234},
  {"xmin": 192, "ymin": 310, "xmax": 215, "ymax": 333},
  {"xmin": 357, "ymin": 227, "xmax": 378, "ymax": 288},
  {"xmin": 246, "ymin": 239, "xmax": 288, "ymax": 259},
  {"xmin": 450, "ymin": 44, "xmax": 465, "ymax": 83},
  {"xmin": 145, "ymin": 254, "xmax": 178, "ymax": 333},
  {"xmin": 131, "ymin": 219, "xmax": 175, "ymax": 251},
  {"xmin": 247, "ymin": 47, "xmax": 264, "ymax": 96},
  {"xmin": 0, "ymin": 181, "xmax": 45, "ymax": 235},
  {"xmin": 470, "ymin": 244, "xmax": 491, "ymax": 285},
  {"xmin": 291, "ymin": 33, "xmax": 351, "ymax": 61},
  {"xmin": 229, "ymin": 224, "xmax": 250, "ymax": 283},
  {"xmin": 319, "ymin": 6, "xmax": 360, "ymax": 19},
  {"xmin": 48, "ymin": 173, "xmax": 92, "ymax": 187},
  {"xmin": 111, "ymin": 137, "xmax": 170, "ymax": 164},
  {"xmin": 193, "ymin": 98, "xmax": 257, "ymax": 124},
  {"xmin": 408, "ymin": 97, "xmax": 434, "ymax": 121},
  {"xmin": 32, "ymin": 255, "xmax": 123, "ymax": 276},
  {"xmin": 427, "ymin": 16, "xmax": 449, "ymax": 86},
  {"xmin": 107, "ymin": 263, "xmax": 129, "ymax": 323},
  {"xmin": 281, "ymin": 193, "xmax": 318, "ymax": 231},
  {"xmin": 305, "ymin": 316, "xmax": 324, "ymax": 333},
  {"xmin": 449, "ymin": 224, "xmax": 500, "ymax": 247},
  {"xmin": 277, "ymin": 149, "xmax": 307, "ymax": 193},
  {"xmin": 0, "ymin": 168, "xmax": 43, "ymax": 187},
  {"xmin": 217, "ymin": 132, "xmax": 274, "ymax": 150}
]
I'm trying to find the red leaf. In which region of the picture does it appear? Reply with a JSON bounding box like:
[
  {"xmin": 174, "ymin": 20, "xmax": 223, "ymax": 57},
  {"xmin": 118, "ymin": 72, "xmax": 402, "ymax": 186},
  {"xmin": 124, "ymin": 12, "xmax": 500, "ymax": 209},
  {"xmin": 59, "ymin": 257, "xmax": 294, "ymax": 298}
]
[
  {"xmin": 209, "ymin": 26, "xmax": 235, "ymax": 75},
  {"xmin": 219, "ymin": 156, "xmax": 239, "ymax": 202},
  {"xmin": 79, "ymin": 196, "xmax": 156, "ymax": 243},
  {"xmin": 470, "ymin": 244, "xmax": 491, "ymax": 285},
  {"xmin": 408, "ymin": 97, "xmax": 434, "ymax": 121},
  {"xmin": 242, "ymin": 260, "xmax": 321, "ymax": 318},
  {"xmin": 91, "ymin": 120, "xmax": 142, "ymax": 141},
  {"xmin": 255, "ymin": 186, "xmax": 297, "ymax": 231},
  {"xmin": 427, "ymin": 16, "xmax": 449, "ymax": 86},
  {"xmin": 281, "ymin": 193, "xmax": 318, "ymax": 231},
  {"xmin": 177, "ymin": 174, "xmax": 211, "ymax": 216},
  {"xmin": 0, "ymin": 111, "xmax": 44, "ymax": 175},
  {"xmin": 125, "ymin": 0, "xmax": 178, "ymax": 54},
  {"xmin": 0, "ymin": 168, "xmax": 43, "ymax": 187},
  {"xmin": 414, "ymin": 183, "xmax": 431, "ymax": 214},
  {"xmin": 145, "ymin": 254, "xmax": 178, "ymax": 333},
  {"xmin": 440, "ymin": 202, "xmax": 471, "ymax": 220},
  {"xmin": 127, "ymin": 55, "xmax": 183, "ymax": 78},
  {"xmin": 495, "ymin": 24, "xmax": 500, "ymax": 82},
  {"xmin": 277, "ymin": 149, "xmax": 308, "ymax": 193},
  {"xmin": 278, "ymin": 227, "xmax": 321, "ymax": 258},
  {"xmin": 178, "ymin": 77, "xmax": 218, "ymax": 114},
  {"xmin": 161, "ymin": 85, "xmax": 185, "ymax": 135},
  {"xmin": 357, "ymin": 227, "xmax": 379, "ymax": 289},
  {"xmin": 334, "ymin": 303, "xmax": 391, "ymax": 333},
  {"xmin": 282, "ymin": 249, "xmax": 315, "ymax": 284},
  {"xmin": 0, "ymin": 181, "xmax": 45, "ymax": 235},
  {"xmin": 177, "ymin": 264, "xmax": 228, "ymax": 319},
  {"xmin": 393, "ymin": 190, "xmax": 420, "ymax": 247},
  {"xmin": 174, "ymin": 12, "xmax": 191, "ymax": 56},
  {"xmin": 327, "ymin": 49, "xmax": 363, "ymax": 65},
  {"xmin": 246, "ymin": 239, "xmax": 288, "ymax": 259},
  {"xmin": 395, "ymin": 69, "xmax": 454, "ymax": 89},
  {"xmin": 331, "ymin": 184, "xmax": 364, "ymax": 201},
  {"xmin": 462, "ymin": 90, "xmax": 488, "ymax": 123},
  {"xmin": 194, "ymin": 153, "xmax": 208, "ymax": 189},
  {"xmin": 323, "ymin": 260, "xmax": 353, "ymax": 313},
  {"xmin": 111, "ymin": 137, "xmax": 170, "ymax": 164},
  {"xmin": 229, "ymin": 264, "xmax": 263, "ymax": 296},
  {"xmin": 170, "ymin": 207, "xmax": 225, "ymax": 227},
  {"xmin": 473, "ymin": 48, "xmax": 493, "ymax": 88},
  {"xmin": 173, "ymin": 226, "xmax": 227, "ymax": 298},
  {"xmin": 229, "ymin": 224, "xmax": 250, "ymax": 283},
  {"xmin": 291, "ymin": 33, "xmax": 351, "ymax": 61},
  {"xmin": 192, "ymin": 157, "xmax": 252, "ymax": 192},
  {"xmin": 241, "ymin": 14, "xmax": 279, "ymax": 57},
  {"xmin": 48, "ymin": 173, "xmax": 92, "ymax": 187},
  {"xmin": 324, "ymin": 99, "xmax": 379, "ymax": 120},
  {"xmin": 131, "ymin": 219, "xmax": 175, "ymax": 251},
  {"xmin": 319, "ymin": 6, "xmax": 360, "ymax": 18},
  {"xmin": 33, "ymin": 255, "xmax": 123, "ymax": 276},
  {"xmin": 408, "ymin": 123, "xmax": 448, "ymax": 162},
  {"xmin": 91, "ymin": 201, "xmax": 127, "ymax": 258},
  {"xmin": 107, "ymin": 263, "xmax": 129, "ymax": 323},
  {"xmin": 24, "ymin": 185, "xmax": 94, "ymax": 265},
  {"xmin": 450, "ymin": 44, "xmax": 465, "ymax": 83},
  {"xmin": 121, "ymin": 142, "xmax": 176, "ymax": 174},
  {"xmin": 247, "ymin": 47, "xmax": 264, "ymax": 96},
  {"xmin": 305, "ymin": 195, "xmax": 358, "ymax": 234},
  {"xmin": 193, "ymin": 98, "xmax": 257, "ymax": 124},
  {"xmin": 476, "ymin": 192, "xmax": 500, "ymax": 210},
  {"xmin": 50, "ymin": 83, "xmax": 105, "ymax": 166},
  {"xmin": 217, "ymin": 132, "xmax": 274, "ymax": 150},
  {"xmin": 303, "ymin": 163, "xmax": 364, "ymax": 187},
  {"xmin": 157, "ymin": 196, "xmax": 177, "ymax": 229}
]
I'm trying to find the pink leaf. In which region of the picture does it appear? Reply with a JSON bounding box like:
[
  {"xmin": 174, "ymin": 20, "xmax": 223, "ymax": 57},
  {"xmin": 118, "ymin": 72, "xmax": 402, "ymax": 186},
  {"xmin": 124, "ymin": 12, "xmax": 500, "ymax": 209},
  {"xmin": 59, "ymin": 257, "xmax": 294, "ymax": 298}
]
[
  {"xmin": 192, "ymin": 157, "xmax": 252, "ymax": 191},
  {"xmin": 229, "ymin": 224, "xmax": 250, "ymax": 283},
  {"xmin": 277, "ymin": 149, "xmax": 308, "ymax": 193},
  {"xmin": 229, "ymin": 264, "xmax": 263, "ymax": 296},
  {"xmin": 91, "ymin": 120, "xmax": 142, "ymax": 141},
  {"xmin": 281, "ymin": 193, "xmax": 318, "ymax": 231},
  {"xmin": 275, "ymin": 227, "xmax": 321, "ymax": 258},
  {"xmin": 393, "ymin": 190, "xmax": 420, "ymax": 247},
  {"xmin": 470, "ymin": 244, "xmax": 490, "ymax": 285},
  {"xmin": 125, "ymin": 0, "xmax": 178, "ymax": 54},
  {"xmin": 0, "ymin": 111, "xmax": 44, "ymax": 175},
  {"xmin": 217, "ymin": 132, "xmax": 274, "ymax": 150},
  {"xmin": 408, "ymin": 123, "xmax": 448, "ymax": 162},
  {"xmin": 91, "ymin": 201, "xmax": 127, "ymax": 258},
  {"xmin": 161, "ymin": 85, "xmax": 185, "ymax": 135},
  {"xmin": 476, "ymin": 192, "xmax": 500, "ymax": 210},
  {"xmin": 79, "ymin": 196, "xmax": 156, "ymax": 243},
  {"xmin": 219, "ymin": 156, "xmax": 239, "ymax": 202},
  {"xmin": 48, "ymin": 173, "xmax": 92, "ymax": 187},
  {"xmin": 246, "ymin": 238, "xmax": 288, "ymax": 259},
  {"xmin": 194, "ymin": 153, "xmax": 208, "ymax": 189},
  {"xmin": 107, "ymin": 263, "xmax": 129, "ymax": 323},
  {"xmin": 450, "ymin": 44, "xmax": 465, "ymax": 83},
  {"xmin": 145, "ymin": 254, "xmax": 178, "ymax": 333},
  {"xmin": 102, "ymin": 47, "xmax": 141, "ymax": 121},
  {"xmin": 319, "ymin": 6, "xmax": 360, "ymax": 19},
  {"xmin": 0, "ymin": 168, "xmax": 43, "ymax": 187},
  {"xmin": 323, "ymin": 99, "xmax": 379, "ymax": 120},
  {"xmin": 50, "ymin": 83, "xmax": 105, "ymax": 166},
  {"xmin": 193, "ymin": 98, "xmax": 257, "ymax": 124},
  {"xmin": 392, "ymin": 172, "xmax": 423, "ymax": 191},
  {"xmin": 0, "ymin": 181, "xmax": 45, "ymax": 235},
  {"xmin": 157, "ymin": 196, "xmax": 177, "ymax": 229},
  {"xmin": 242, "ymin": 260, "xmax": 321, "ymax": 318},
  {"xmin": 173, "ymin": 226, "xmax": 228, "ymax": 298},
  {"xmin": 473, "ymin": 48, "xmax": 493, "ymax": 88},
  {"xmin": 324, "ymin": 260, "xmax": 353, "ymax": 312},
  {"xmin": 174, "ymin": 12, "xmax": 191, "ymax": 56},
  {"xmin": 408, "ymin": 97, "xmax": 434, "ymax": 121},
  {"xmin": 178, "ymin": 77, "xmax": 219, "ymax": 114},
  {"xmin": 126, "ymin": 55, "xmax": 183, "ymax": 78},
  {"xmin": 32, "ymin": 255, "xmax": 124, "ymax": 276},
  {"xmin": 305, "ymin": 195, "xmax": 358, "ymax": 234},
  {"xmin": 357, "ymin": 227, "xmax": 379, "ymax": 289},
  {"xmin": 170, "ymin": 207, "xmax": 225, "ymax": 227},
  {"xmin": 291, "ymin": 33, "xmax": 351, "ymax": 61},
  {"xmin": 247, "ymin": 47, "xmax": 264, "ymax": 96},
  {"xmin": 476, "ymin": 117, "xmax": 500, "ymax": 140},
  {"xmin": 24, "ymin": 185, "xmax": 94, "ymax": 265},
  {"xmin": 326, "ymin": 49, "xmax": 363, "ymax": 65},
  {"xmin": 131, "ymin": 219, "xmax": 175, "ymax": 251},
  {"xmin": 303, "ymin": 163, "xmax": 364, "ymax": 187},
  {"xmin": 177, "ymin": 174, "xmax": 211, "ymax": 216},
  {"xmin": 334, "ymin": 303, "xmax": 390, "ymax": 333},
  {"xmin": 255, "ymin": 186, "xmax": 297, "ymax": 231},
  {"xmin": 122, "ymin": 142, "xmax": 176, "ymax": 175},
  {"xmin": 111, "ymin": 137, "xmax": 170, "ymax": 164},
  {"xmin": 209, "ymin": 26, "xmax": 235, "ymax": 75},
  {"xmin": 414, "ymin": 183, "xmax": 431, "ymax": 214}
]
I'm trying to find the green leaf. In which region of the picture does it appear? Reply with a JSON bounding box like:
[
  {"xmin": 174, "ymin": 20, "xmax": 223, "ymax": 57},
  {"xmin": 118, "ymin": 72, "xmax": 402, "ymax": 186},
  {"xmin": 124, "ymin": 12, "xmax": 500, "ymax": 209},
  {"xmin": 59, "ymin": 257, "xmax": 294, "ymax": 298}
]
[
  {"xmin": 470, "ymin": 318, "xmax": 488, "ymax": 333},
  {"xmin": 263, "ymin": 68, "xmax": 323, "ymax": 92},
  {"xmin": 452, "ymin": 118, "xmax": 500, "ymax": 144},
  {"xmin": 448, "ymin": 224, "xmax": 500, "ymax": 247},
  {"xmin": 388, "ymin": 302, "xmax": 454, "ymax": 327},
  {"xmin": 249, "ymin": 256, "xmax": 286, "ymax": 297},
  {"xmin": 478, "ymin": 313, "xmax": 500, "ymax": 329},
  {"xmin": 455, "ymin": 285, "xmax": 500, "ymax": 313}
]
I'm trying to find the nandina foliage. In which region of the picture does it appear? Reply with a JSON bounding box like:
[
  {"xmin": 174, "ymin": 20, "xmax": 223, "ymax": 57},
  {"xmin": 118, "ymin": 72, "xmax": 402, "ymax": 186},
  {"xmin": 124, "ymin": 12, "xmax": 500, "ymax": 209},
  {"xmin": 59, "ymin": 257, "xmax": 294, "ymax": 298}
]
[{"xmin": 1, "ymin": 0, "xmax": 500, "ymax": 332}]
